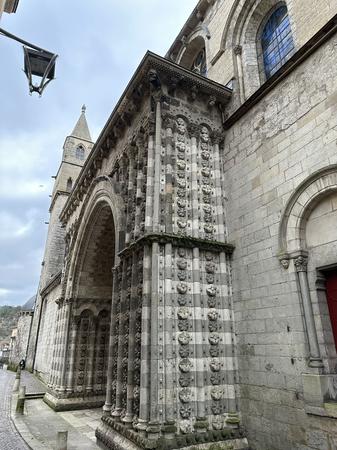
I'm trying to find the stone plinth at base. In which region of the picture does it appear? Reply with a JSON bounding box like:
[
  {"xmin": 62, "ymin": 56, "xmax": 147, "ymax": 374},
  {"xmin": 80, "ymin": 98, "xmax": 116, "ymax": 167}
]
[
  {"xmin": 96, "ymin": 418, "xmax": 249, "ymax": 450},
  {"xmin": 44, "ymin": 391, "xmax": 105, "ymax": 411}
]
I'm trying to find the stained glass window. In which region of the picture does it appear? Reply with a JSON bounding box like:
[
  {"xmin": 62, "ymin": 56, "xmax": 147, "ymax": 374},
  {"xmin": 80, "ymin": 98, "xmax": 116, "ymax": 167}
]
[
  {"xmin": 262, "ymin": 6, "xmax": 294, "ymax": 79},
  {"xmin": 191, "ymin": 48, "xmax": 207, "ymax": 77}
]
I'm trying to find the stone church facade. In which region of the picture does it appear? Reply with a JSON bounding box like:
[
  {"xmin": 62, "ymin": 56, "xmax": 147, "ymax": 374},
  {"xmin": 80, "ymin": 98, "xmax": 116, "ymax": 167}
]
[{"xmin": 25, "ymin": 1, "xmax": 337, "ymax": 449}]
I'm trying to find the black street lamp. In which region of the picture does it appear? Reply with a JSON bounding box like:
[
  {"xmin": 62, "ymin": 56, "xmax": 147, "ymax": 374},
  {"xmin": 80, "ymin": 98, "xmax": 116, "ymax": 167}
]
[{"xmin": 0, "ymin": 27, "xmax": 58, "ymax": 95}]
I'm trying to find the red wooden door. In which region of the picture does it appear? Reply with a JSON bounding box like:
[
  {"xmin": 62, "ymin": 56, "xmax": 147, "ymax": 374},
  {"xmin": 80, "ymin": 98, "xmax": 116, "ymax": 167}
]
[{"xmin": 325, "ymin": 272, "xmax": 337, "ymax": 350}]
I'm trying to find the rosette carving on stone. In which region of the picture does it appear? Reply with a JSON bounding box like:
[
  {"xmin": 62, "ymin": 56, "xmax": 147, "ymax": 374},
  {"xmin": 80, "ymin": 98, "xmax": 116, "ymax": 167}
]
[
  {"xmin": 206, "ymin": 274, "xmax": 215, "ymax": 284},
  {"xmin": 178, "ymin": 270, "xmax": 187, "ymax": 281},
  {"xmin": 204, "ymin": 224, "xmax": 215, "ymax": 234},
  {"xmin": 179, "ymin": 374, "xmax": 191, "ymax": 387},
  {"xmin": 178, "ymin": 332, "xmax": 192, "ymax": 345},
  {"xmin": 207, "ymin": 297, "xmax": 217, "ymax": 308},
  {"xmin": 178, "ymin": 209, "xmax": 187, "ymax": 217},
  {"xmin": 177, "ymin": 179, "xmax": 186, "ymax": 189},
  {"xmin": 179, "ymin": 388, "xmax": 192, "ymax": 403},
  {"xmin": 177, "ymin": 259, "xmax": 187, "ymax": 270},
  {"xmin": 210, "ymin": 373, "xmax": 220, "ymax": 385},
  {"xmin": 179, "ymin": 346, "xmax": 190, "ymax": 358},
  {"xmin": 177, "ymin": 220, "xmax": 187, "ymax": 230},
  {"xmin": 210, "ymin": 359, "xmax": 221, "ymax": 372},
  {"xmin": 177, "ymin": 198, "xmax": 187, "ymax": 208},
  {"xmin": 177, "ymin": 282, "xmax": 188, "ymax": 294},
  {"xmin": 205, "ymin": 262, "xmax": 216, "ymax": 273},
  {"xmin": 209, "ymin": 333, "xmax": 220, "ymax": 345},
  {"xmin": 180, "ymin": 405, "xmax": 192, "ymax": 419},
  {"xmin": 209, "ymin": 321, "xmax": 218, "ymax": 332},
  {"xmin": 178, "ymin": 308, "xmax": 189, "ymax": 320},
  {"xmin": 201, "ymin": 167, "xmax": 211, "ymax": 178},
  {"xmin": 206, "ymin": 286, "xmax": 217, "ymax": 297},
  {"xmin": 202, "ymin": 185, "xmax": 212, "ymax": 196},
  {"xmin": 178, "ymin": 296, "xmax": 187, "ymax": 306},
  {"xmin": 211, "ymin": 404, "xmax": 222, "ymax": 415},
  {"xmin": 210, "ymin": 346, "xmax": 219, "ymax": 357},
  {"xmin": 201, "ymin": 151, "xmax": 210, "ymax": 160},
  {"xmin": 177, "ymin": 160, "xmax": 186, "ymax": 170},
  {"xmin": 211, "ymin": 387, "xmax": 223, "ymax": 401},
  {"xmin": 179, "ymin": 358, "xmax": 192, "ymax": 373}
]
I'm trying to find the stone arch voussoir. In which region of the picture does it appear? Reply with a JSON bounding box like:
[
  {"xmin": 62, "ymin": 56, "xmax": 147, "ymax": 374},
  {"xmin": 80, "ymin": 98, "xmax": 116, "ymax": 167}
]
[{"xmin": 278, "ymin": 165, "xmax": 337, "ymax": 263}]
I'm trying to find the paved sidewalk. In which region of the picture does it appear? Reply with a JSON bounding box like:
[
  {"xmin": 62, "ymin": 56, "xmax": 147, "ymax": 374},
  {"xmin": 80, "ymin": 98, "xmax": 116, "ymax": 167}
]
[
  {"xmin": 9, "ymin": 370, "xmax": 102, "ymax": 450},
  {"xmin": 0, "ymin": 368, "xmax": 29, "ymax": 450}
]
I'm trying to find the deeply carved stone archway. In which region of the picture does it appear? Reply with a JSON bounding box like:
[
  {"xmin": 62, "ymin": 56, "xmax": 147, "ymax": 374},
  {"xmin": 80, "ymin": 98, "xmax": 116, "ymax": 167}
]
[
  {"xmin": 46, "ymin": 191, "xmax": 119, "ymax": 410},
  {"xmin": 278, "ymin": 165, "xmax": 337, "ymax": 368},
  {"xmin": 279, "ymin": 165, "xmax": 337, "ymax": 260}
]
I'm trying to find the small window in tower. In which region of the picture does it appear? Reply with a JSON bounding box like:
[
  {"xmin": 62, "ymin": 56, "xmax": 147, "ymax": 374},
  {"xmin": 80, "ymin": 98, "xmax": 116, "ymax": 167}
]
[
  {"xmin": 261, "ymin": 5, "xmax": 294, "ymax": 79},
  {"xmin": 66, "ymin": 178, "xmax": 73, "ymax": 192},
  {"xmin": 76, "ymin": 145, "xmax": 85, "ymax": 161},
  {"xmin": 191, "ymin": 48, "xmax": 207, "ymax": 77}
]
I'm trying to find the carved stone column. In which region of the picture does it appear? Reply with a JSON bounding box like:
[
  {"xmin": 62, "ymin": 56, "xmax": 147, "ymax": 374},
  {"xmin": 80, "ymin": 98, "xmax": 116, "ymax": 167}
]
[
  {"xmin": 294, "ymin": 255, "xmax": 323, "ymax": 368},
  {"xmin": 234, "ymin": 45, "xmax": 245, "ymax": 104},
  {"xmin": 66, "ymin": 316, "xmax": 79, "ymax": 393},
  {"xmin": 103, "ymin": 267, "xmax": 119, "ymax": 415},
  {"xmin": 112, "ymin": 259, "xmax": 128, "ymax": 421},
  {"xmin": 123, "ymin": 253, "xmax": 139, "ymax": 426},
  {"xmin": 136, "ymin": 244, "xmax": 151, "ymax": 435},
  {"xmin": 86, "ymin": 316, "xmax": 97, "ymax": 393},
  {"xmin": 59, "ymin": 298, "xmax": 73, "ymax": 393}
]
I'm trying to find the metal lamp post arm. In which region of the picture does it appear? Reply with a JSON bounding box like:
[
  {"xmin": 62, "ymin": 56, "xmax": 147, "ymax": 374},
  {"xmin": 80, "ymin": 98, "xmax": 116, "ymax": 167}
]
[{"xmin": 0, "ymin": 26, "xmax": 55, "ymax": 55}]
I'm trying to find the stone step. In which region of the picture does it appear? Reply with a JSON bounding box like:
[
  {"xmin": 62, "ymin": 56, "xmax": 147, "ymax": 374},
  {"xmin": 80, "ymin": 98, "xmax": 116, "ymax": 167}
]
[{"xmin": 25, "ymin": 392, "xmax": 45, "ymax": 399}]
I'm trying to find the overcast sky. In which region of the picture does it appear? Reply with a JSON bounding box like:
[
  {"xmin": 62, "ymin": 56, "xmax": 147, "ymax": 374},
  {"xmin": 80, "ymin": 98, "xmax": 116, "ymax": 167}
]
[{"xmin": 0, "ymin": 0, "xmax": 196, "ymax": 307}]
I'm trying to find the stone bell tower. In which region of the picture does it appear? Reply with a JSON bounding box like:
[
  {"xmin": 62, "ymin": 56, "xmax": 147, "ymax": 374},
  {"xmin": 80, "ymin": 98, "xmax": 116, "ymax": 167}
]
[{"xmin": 26, "ymin": 106, "xmax": 94, "ymax": 373}]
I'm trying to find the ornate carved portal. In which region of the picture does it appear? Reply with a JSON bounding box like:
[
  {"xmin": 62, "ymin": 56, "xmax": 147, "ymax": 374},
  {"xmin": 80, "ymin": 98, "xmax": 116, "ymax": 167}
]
[{"xmin": 47, "ymin": 56, "xmax": 248, "ymax": 449}]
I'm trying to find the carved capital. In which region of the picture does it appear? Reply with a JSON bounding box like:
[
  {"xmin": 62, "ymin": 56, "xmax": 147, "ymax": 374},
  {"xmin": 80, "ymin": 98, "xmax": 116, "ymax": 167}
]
[{"xmin": 294, "ymin": 255, "xmax": 308, "ymax": 273}]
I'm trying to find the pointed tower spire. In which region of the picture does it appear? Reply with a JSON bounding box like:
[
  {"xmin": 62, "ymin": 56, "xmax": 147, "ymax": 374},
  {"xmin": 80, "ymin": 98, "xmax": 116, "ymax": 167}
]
[{"xmin": 70, "ymin": 104, "xmax": 92, "ymax": 141}]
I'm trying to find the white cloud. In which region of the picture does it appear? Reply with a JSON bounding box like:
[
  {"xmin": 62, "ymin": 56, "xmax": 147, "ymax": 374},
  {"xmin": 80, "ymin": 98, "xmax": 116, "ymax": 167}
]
[
  {"xmin": 0, "ymin": 211, "xmax": 34, "ymax": 240},
  {"xmin": 0, "ymin": 288, "xmax": 12, "ymax": 297}
]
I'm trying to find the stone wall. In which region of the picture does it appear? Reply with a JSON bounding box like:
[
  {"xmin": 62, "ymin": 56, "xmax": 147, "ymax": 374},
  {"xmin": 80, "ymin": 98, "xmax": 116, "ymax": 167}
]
[
  {"xmin": 33, "ymin": 285, "xmax": 59, "ymax": 383},
  {"xmin": 171, "ymin": 0, "xmax": 337, "ymax": 97},
  {"xmin": 223, "ymin": 32, "xmax": 337, "ymax": 450},
  {"xmin": 9, "ymin": 312, "xmax": 33, "ymax": 368}
]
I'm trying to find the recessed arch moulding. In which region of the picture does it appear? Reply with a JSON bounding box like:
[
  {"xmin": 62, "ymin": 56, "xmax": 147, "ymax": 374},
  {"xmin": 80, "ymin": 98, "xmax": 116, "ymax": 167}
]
[
  {"xmin": 278, "ymin": 165, "xmax": 337, "ymax": 369},
  {"xmin": 44, "ymin": 53, "xmax": 249, "ymax": 449},
  {"xmin": 221, "ymin": 0, "xmax": 295, "ymax": 100}
]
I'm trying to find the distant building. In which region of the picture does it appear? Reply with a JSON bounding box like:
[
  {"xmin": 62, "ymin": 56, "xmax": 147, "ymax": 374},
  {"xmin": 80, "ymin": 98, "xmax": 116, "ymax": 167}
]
[{"xmin": 8, "ymin": 296, "xmax": 34, "ymax": 368}]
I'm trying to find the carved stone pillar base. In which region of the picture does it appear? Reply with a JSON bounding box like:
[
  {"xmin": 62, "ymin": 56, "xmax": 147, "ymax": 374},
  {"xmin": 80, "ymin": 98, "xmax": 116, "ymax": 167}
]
[
  {"xmin": 309, "ymin": 356, "xmax": 325, "ymax": 368},
  {"xmin": 44, "ymin": 391, "xmax": 105, "ymax": 412}
]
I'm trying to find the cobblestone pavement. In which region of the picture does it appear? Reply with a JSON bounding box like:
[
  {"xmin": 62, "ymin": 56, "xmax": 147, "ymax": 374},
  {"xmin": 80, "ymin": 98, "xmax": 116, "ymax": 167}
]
[{"xmin": 0, "ymin": 369, "xmax": 29, "ymax": 450}]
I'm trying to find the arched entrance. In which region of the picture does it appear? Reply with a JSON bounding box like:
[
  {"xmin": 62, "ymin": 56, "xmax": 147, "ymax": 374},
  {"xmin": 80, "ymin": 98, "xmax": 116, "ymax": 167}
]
[
  {"xmin": 69, "ymin": 202, "xmax": 115, "ymax": 399},
  {"xmin": 46, "ymin": 200, "xmax": 117, "ymax": 410}
]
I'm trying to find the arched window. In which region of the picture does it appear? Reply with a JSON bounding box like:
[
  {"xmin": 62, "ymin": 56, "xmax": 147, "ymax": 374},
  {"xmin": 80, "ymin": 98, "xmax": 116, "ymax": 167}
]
[
  {"xmin": 261, "ymin": 5, "xmax": 294, "ymax": 79},
  {"xmin": 75, "ymin": 145, "xmax": 85, "ymax": 161},
  {"xmin": 179, "ymin": 36, "xmax": 207, "ymax": 78},
  {"xmin": 66, "ymin": 177, "xmax": 73, "ymax": 192},
  {"xmin": 191, "ymin": 48, "xmax": 207, "ymax": 77}
]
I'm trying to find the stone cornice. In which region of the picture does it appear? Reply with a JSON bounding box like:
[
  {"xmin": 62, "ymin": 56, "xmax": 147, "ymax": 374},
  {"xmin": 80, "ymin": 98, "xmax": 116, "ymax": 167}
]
[
  {"xmin": 60, "ymin": 51, "xmax": 232, "ymax": 223},
  {"xmin": 118, "ymin": 232, "xmax": 235, "ymax": 258}
]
